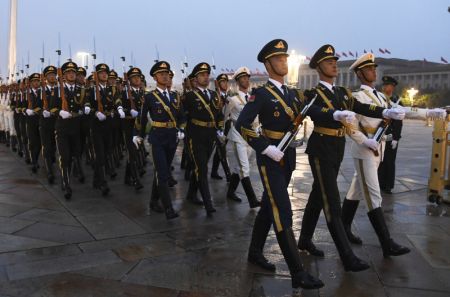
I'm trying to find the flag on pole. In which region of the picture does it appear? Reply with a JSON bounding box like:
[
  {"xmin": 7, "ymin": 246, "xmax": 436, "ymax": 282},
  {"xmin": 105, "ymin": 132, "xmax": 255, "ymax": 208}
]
[
  {"xmin": 441, "ymin": 57, "xmax": 448, "ymax": 64},
  {"xmin": 335, "ymin": 53, "xmax": 341, "ymax": 58},
  {"xmin": 342, "ymin": 52, "xmax": 348, "ymax": 57},
  {"xmin": 363, "ymin": 49, "xmax": 367, "ymax": 53},
  {"xmin": 348, "ymin": 51, "xmax": 354, "ymax": 57},
  {"xmin": 384, "ymin": 48, "xmax": 391, "ymax": 54},
  {"xmin": 379, "ymin": 48, "xmax": 385, "ymax": 54}
]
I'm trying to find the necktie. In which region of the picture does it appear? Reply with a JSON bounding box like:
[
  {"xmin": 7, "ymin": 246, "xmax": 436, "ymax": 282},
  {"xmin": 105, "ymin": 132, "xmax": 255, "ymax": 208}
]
[
  {"xmin": 163, "ymin": 91, "xmax": 170, "ymax": 102},
  {"xmin": 70, "ymin": 86, "xmax": 74, "ymax": 93},
  {"xmin": 281, "ymin": 85, "xmax": 288, "ymax": 97},
  {"xmin": 203, "ymin": 90, "xmax": 209, "ymax": 100},
  {"xmin": 245, "ymin": 94, "xmax": 248, "ymax": 102}
]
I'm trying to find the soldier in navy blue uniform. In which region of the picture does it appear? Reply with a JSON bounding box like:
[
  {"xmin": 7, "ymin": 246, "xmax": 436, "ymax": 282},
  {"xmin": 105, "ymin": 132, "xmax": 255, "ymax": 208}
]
[
  {"xmin": 25, "ymin": 73, "xmax": 43, "ymax": 173},
  {"xmin": 167, "ymin": 69, "xmax": 179, "ymax": 187},
  {"xmin": 140, "ymin": 61, "xmax": 184, "ymax": 220},
  {"xmin": 108, "ymin": 70, "xmax": 123, "ymax": 172},
  {"xmin": 18, "ymin": 79, "xmax": 31, "ymax": 163},
  {"xmin": 183, "ymin": 62, "xmax": 223, "ymax": 216},
  {"xmin": 296, "ymin": 45, "xmax": 402, "ymax": 271},
  {"xmin": 11, "ymin": 82, "xmax": 24, "ymax": 157},
  {"xmin": 55, "ymin": 62, "xmax": 87, "ymax": 199},
  {"xmin": 235, "ymin": 39, "xmax": 339, "ymax": 290},
  {"xmin": 118, "ymin": 67, "xmax": 144, "ymax": 191},
  {"xmin": 378, "ymin": 76, "xmax": 403, "ymax": 194}
]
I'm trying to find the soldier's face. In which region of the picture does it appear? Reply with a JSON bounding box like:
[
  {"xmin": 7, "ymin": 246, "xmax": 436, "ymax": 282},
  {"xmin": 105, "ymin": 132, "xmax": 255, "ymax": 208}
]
[
  {"xmin": 130, "ymin": 76, "xmax": 141, "ymax": 87},
  {"xmin": 76, "ymin": 75, "xmax": 86, "ymax": 85},
  {"xmin": 46, "ymin": 73, "xmax": 57, "ymax": 84},
  {"xmin": 64, "ymin": 70, "xmax": 77, "ymax": 83},
  {"xmin": 31, "ymin": 80, "xmax": 40, "ymax": 89},
  {"xmin": 196, "ymin": 72, "xmax": 210, "ymax": 87},
  {"xmin": 319, "ymin": 59, "xmax": 338, "ymax": 77},
  {"xmin": 154, "ymin": 71, "xmax": 169, "ymax": 86},
  {"xmin": 382, "ymin": 84, "xmax": 395, "ymax": 94},
  {"xmin": 266, "ymin": 55, "xmax": 288, "ymax": 76},
  {"xmin": 168, "ymin": 76, "xmax": 173, "ymax": 88},
  {"xmin": 98, "ymin": 71, "xmax": 108, "ymax": 82},
  {"xmin": 360, "ymin": 66, "xmax": 377, "ymax": 82},
  {"xmin": 108, "ymin": 78, "xmax": 116, "ymax": 86},
  {"xmin": 238, "ymin": 75, "xmax": 250, "ymax": 89},
  {"xmin": 219, "ymin": 80, "xmax": 228, "ymax": 91}
]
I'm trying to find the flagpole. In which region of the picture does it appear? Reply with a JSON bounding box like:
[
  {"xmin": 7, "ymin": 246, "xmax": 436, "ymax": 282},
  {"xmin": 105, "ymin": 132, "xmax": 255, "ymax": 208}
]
[{"xmin": 7, "ymin": 0, "xmax": 17, "ymax": 83}]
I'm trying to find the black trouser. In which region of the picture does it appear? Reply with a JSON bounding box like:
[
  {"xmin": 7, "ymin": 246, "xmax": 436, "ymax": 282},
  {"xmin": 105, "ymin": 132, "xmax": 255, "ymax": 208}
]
[
  {"xmin": 39, "ymin": 117, "xmax": 56, "ymax": 160},
  {"xmin": 91, "ymin": 117, "xmax": 113, "ymax": 167},
  {"xmin": 26, "ymin": 115, "xmax": 41, "ymax": 165},
  {"xmin": 378, "ymin": 141, "xmax": 398, "ymax": 191},
  {"xmin": 121, "ymin": 118, "xmax": 137, "ymax": 163},
  {"xmin": 14, "ymin": 112, "xmax": 23, "ymax": 151},
  {"xmin": 55, "ymin": 117, "xmax": 82, "ymax": 169},
  {"xmin": 79, "ymin": 115, "xmax": 92, "ymax": 160}
]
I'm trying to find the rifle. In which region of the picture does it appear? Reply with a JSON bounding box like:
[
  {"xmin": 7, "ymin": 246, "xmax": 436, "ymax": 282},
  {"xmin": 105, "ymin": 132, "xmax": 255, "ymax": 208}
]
[
  {"xmin": 91, "ymin": 38, "xmax": 103, "ymax": 113},
  {"xmin": 121, "ymin": 56, "xmax": 136, "ymax": 111},
  {"xmin": 277, "ymin": 94, "xmax": 317, "ymax": 153},
  {"xmin": 371, "ymin": 119, "xmax": 391, "ymax": 157},
  {"xmin": 41, "ymin": 73, "xmax": 48, "ymax": 111},
  {"xmin": 57, "ymin": 68, "xmax": 68, "ymax": 111}
]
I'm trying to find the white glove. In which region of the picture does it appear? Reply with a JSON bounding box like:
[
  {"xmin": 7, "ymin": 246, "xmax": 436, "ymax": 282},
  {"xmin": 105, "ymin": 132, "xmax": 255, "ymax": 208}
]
[
  {"xmin": 132, "ymin": 136, "xmax": 143, "ymax": 148},
  {"xmin": 118, "ymin": 107, "xmax": 125, "ymax": 119},
  {"xmin": 385, "ymin": 134, "xmax": 393, "ymax": 142},
  {"xmin": 26, "ymin": 109, "xmax": 35, "ymax": 116},
  {"xmin": 333, "ymin": 110, "xmax": 356, "ymax": 124},
  {"xmin": 262, "ymin": 145, "xmax": 284, "ymax": 162},
  {"xmin": 383, "ymin": 107, "xmax": 405, "ymax": 120},
  {"xmin": 391, "ymin": 140, "xmax": 398, "ymax": 149},
  {"xmin": 42, "ymin": 110, "xmax": 51, "ymax": 118},
  {"xmin": 59, "ymin": 110, "xmax": 72, "ymax": 119},
  {"xmin": 363, "ymin": 139, "xmax": 379, "ymax": 151},
  {"xmin": 96, "ymin": 111, "xmax": 106, "ymax": 121},
  {"xmin": 217, "ymin": 130, "xmax": 226, "ymax": 144},
  {"xmin": 177, "ymin": 131, "xmax": 185, "ymax": 140},
  {"xmin": 84, "ymin": 106, "xmax": 91, "ymax": 115},
  {"xmin": 130, "ymin": 109, "xmax": 139, "ymax": 118},
  {"xmin": 426, "ymin": 108, "xmax": 446, "ymax": 119}
]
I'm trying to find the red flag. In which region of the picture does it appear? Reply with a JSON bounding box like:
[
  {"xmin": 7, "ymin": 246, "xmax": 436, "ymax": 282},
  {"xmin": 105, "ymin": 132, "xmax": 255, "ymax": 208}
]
[
  {"xmin": 441, "ymin": 57, "xmax": 448, "ymax": 64},
  {"xmin": 384, "ymin": 48, "xmax": 391, "ymax": 54},
  {"xmin": 335, "ymin": 53, "xmax": 341, "ymax": 58},
  {"xmin": 348, "ymin": 51, "xmax": 354, "ymax": 57},
  {"xmin": 363, "ymin": 49, "xmax": 367, "ymax": 54},
  {"xmin": 379, "ymin": 48, "xmax": 385, "ymax": 54},
  {"xmin": 342, "ymin": 52, "xmax": 348, "ymax": 57}
]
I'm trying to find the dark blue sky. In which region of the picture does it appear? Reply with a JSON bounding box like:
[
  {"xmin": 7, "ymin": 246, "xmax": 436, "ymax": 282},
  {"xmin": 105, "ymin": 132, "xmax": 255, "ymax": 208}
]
[{"xmin": 1, "ymin": 0, "xmax": 449, "ymax": 83}]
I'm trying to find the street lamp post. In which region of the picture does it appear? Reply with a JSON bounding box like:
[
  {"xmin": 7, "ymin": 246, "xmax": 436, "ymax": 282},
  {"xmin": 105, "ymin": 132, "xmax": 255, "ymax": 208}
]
[
  {"xmin": 76, "ymin": 52, "xmax": 90, "ymax": 69},
  {"xmin": 287, "ymin": 50, "xmax": 306, "ymax": 87},
  {"xmin": 407, "ymin": 87, "xmax": 418, "ymax": 106}
]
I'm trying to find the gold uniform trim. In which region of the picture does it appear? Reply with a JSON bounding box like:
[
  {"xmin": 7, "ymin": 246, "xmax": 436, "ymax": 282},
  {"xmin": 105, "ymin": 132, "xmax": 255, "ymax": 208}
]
[
  {"xmin": 358, "ymin": 159, "xmax": 373, "ymax": 210},
  {"xmin": 152, "ymin": 121, "xmax": 176, "ymax": 128},
  {"xmin": 188, "ymin": 139, "xmax": 199, "ymax": 179},
  {"xmin": 240, "ymin": 126, "xmax": 259, "ymax": 142},
  {"xmin": 262, "ymin": 128, "xmax": 284, "ymax": 140},
  {"xmin": 313, "ymin": 158, "xmax": 331, "ymax": 223},
  {"xmin": 313, "ymin": 126, "xmax": 346, "ymax": 137},
  {"xmin": 190, "ymin": 119, "xmax": 215, "ymax": 128},
  {"xmin": 264, "ymin": 52, "xmax": 288, "ymax": 60},
  {"xmin": 261, "ymin": 165, "xmax": 283, "ymax": 232},
  {"xmin": 264, "ymin": 86, "xmax": 294, "ymax": 121}
]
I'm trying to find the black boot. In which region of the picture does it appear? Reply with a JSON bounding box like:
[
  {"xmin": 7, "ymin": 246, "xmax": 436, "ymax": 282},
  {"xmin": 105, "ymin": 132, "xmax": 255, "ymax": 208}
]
[
  {"xmin": 158, "ymin": 183, "xmax": 179, "ymax": 220},
  {"xmin": 94, "ymin": 165, "xmax": 110, "ymax": 196},
  {"xmin": 61, "ymin": 167, "xmax": 72, "ymax": 200},
  {"xmin": 241, "ymin": 176, "xmax": 261, "ymax": 208},
  {"xmin": 130, "ymin": 161, "xmax": 143, "ymax": 190},
  {"xmin": 210, "ymin": 150, "xmax": 222, "ymax": 180},
  {"xmin": 5, "ymin": 132, "xmax": 10, "ymax": 147},
  {"xmin": 124, "ymin": 162, "xmax": 132, "ymax": 186},
  {"xmin": 198, "ymin": 179, "xmax": 216, "ymax": 216},
  {"xmin": 106, "ymin": 154, "xmax": 117, "ymax": 179},
  {"xmin": 184, "ymin": 163, "xmax": 191, "ymax": 181},
  {"xmin": 11, "ymin": 135, "xmax": 17, "ymax": 152},
  {"xmin": 227, "ymin": 173, "xmax": 242, "ymax": 202},
  {"xmin": 297, "ymin": 202, "xmax": 324, "ymax": 257},
  {"xmin": 186, "ymin": 178, "xmax": 203, "ymax": 205},
  {"xmin": 341, "ymin": 199, "xmax": 363, "ymax": 245},
  {"xmin": 73, "ymin": 157, "xmax": 85, "ymax": 183},
  {"xmin": 44, "ymin": 158, "xmax": 55, "ymax": 184},
  {"xmin": 248, "ymin": 213, "xmax": 276, "ymax": 271},
  {"xmin": 276, "ymin": 228, "xmax": 324, "ymax": 290},
  {"xmin": 368, "ymin": 207, "xmax": 410, "ymax": 258},
  {"xmin": 24, "ymin": 145, "xmax": 31, "ymax": 164},
  {"xmin": 327, "ymin": 219, "xmax": 370, "ymax": 272},
  {"xmin": 150, "ymin": 179, "xmax": 164, "ymax": 213}
]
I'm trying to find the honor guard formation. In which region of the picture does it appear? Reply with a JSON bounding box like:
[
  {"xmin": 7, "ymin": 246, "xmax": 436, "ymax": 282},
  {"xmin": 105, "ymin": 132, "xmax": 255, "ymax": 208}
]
[{"xmin": 0, "ymin": 39, "xmax": 447, "ymax": 291}]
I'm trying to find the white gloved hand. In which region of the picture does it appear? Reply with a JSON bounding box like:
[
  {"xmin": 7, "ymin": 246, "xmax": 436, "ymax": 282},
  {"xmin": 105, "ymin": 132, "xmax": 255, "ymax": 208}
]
[
  {"xmin": 84, "ymin": 106, "xmax": 91, "ymax": 115},
  {"xmin": 262, "ymin": 145, "xmax": 284, "ymax": 162},
  {"xmin": 177, "ymin": 131, "xmax": 185, "ymax": 140},
  {"xmin": 363, "ymin": 139, "xmax": 379, "ymax": 151},
  {"xmin": 96, "ymin": 111, "xmax": 106, "ymax": 121},
  {"xmin": 426, "ymin": 108, "xmax": 446, "ymax": 119},
  {"xmin": 132, "ymin": 136, "xmax": 143, "ymax": 148},
  {"xmin": 42, "ymin": 110, "xmax": 51, "ymax": 118},
  {"xmin": 383, "ymin": 107, "xmax": 405, "ymax": 120},
  {"xmin": 130, "ymin": 109, "xmax": 139, "ymax": 118},
  {"xmin": 59, "ymin": 110, "xmax": 72, "ymax": 119},
  {"xmin": 216, "ymin": 130, "xmax": 226, "ymax": 144},
  {"xmin": 26, "ymin": 109, "xmax": 35, "ymax": 116},
  {"xmin": 333, "ymin": 110, "xmax": 356, "ymax": 124},
  {"xmin": 118, "ymin": 109, "xmax": 125, "ymax": 119},
  {"xmin": 391, "ymin": 140, "xmax": 398, "ymax": 149}
]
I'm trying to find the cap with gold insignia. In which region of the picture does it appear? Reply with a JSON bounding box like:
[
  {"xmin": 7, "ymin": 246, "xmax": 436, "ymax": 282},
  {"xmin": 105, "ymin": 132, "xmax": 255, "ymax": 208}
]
[
  {"xmin": 233, "ymin": 67, "xmax": 251, "ymax": 81},
  {"xmin": 192, "ymin": 62, "xmax": 211, "ymax": 76},
  {"xmin": 169, "ymin": 70, "xmax": 174, "ymax": 78},
  {"xmin": 150, "ymin": 61, "xmax": 170, "ymax": 76},
  {"xmin": 140, "ymin": 74, "xmax": 146, "ymax": 81},
  {"xmin": 116, "ymin": 77, "xmax": 123, "ymax": 84},
  {"xmin": 29, "ymin": 73, "xmax": 41, "ymax": 81},
  {"xmin": 95, "ymin": 63, "xmax": 110, "ymax": 73},
  {"xmin": 61, "ymin": 62, "xmax": 78, "ymax": 74},
  {"xmin": 77, "ymin": 67, "xmax": 87, "ymax": 77},
  {"xmin": 108, "ymin": 70, "xmax": 118, "ymax": 79},
  {"xmin": 349, "ymin": 53, "xmax": 377, "ymax": 72},
  {"xmin": 43, "ymin": 66, "xmax": 57, "ymax": 76},
  {"xmin": 87, "ymin": 74, "xmax": 93, "ymax": 82},
  {"xmin": 216, "ymin": 73, "xmax": 229, "ymax": 82},
  {"xmin": 309, "ymin": 44, "xmax": 339, "ymax": 69},
  {"xmin": 257, "ymin": 39, "xmax": 289, "ymax": 63},
  {"xmin": 127, "ymin": 67, "xmax": 142, "ymax": 79},
  {"xmin": 382, "ymin": 76, "xmax": 398, "ymax": 86}
]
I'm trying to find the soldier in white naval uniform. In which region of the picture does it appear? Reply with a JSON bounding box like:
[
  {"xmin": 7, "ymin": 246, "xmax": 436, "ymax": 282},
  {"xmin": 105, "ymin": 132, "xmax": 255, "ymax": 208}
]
[
  {"xmin": 224, "ymin": 67, "xmax": 261, "ymax": 208},
  {"xmin": 343, "ymin": 53, "xmax": 446, "ymax": 258}
]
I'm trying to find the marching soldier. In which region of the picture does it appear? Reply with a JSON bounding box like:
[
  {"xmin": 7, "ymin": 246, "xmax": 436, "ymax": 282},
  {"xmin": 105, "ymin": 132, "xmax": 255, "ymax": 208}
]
[
  {"xmin": 55, "ymin": 61, "xmax": 86, "ymax": 199},
  {"xmin": 223, "ymin": 67, "xmax": 261, "ymax": 207},
  {"xmin": 25, "ymin": 73, "xmax": 43, "ymax": 173},
  {"xmin": 296, "ymin": 45, "xmax": 400, "ymax": 271},
  {"xmin": 10, "ymin": 83, "xmax": 23, "ymax": 155},
  {"xmin": 235, "ymin": 39, "xmax": 334, "ymax": 290},
  {"xmin": 210, "ymin": 73, "xmax": 231, "ymax": 181},
  {"xmin": 140, "ymin": 61, "xmax": 184, "ymax": 219},
  {"xmin": 184, "ymin": 62, "xmax": 223, "ymax": 215},
  {"xmin": 118, "ymin": 67, "xmax": 144, "ymax": 191},
  {"xmin": 343, "ymin": 53, "xmax": 445, "ymax": 257},
  {"xmin": 378, "ymin": 76, "xmax": 402, "ymax": 194},
  {"xmin": 40, "ymin": 66, "xmax": 59, "ymax": 184},
  {"xmin": 19, "ymin": 79, "xmax": 31, "ymax": 164},
  {"xmin": 167, "ymin": 69, "xmax": 179, "ymax": 187}
]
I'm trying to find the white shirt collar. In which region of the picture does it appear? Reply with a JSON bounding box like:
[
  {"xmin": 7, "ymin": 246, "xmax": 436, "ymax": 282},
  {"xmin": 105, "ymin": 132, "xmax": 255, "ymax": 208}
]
[
  {"xmin": 157, "ymin": 87, "xmax": 168, "ymax": 94},
  {"xmin": 197, "ymin": 86, "xmax": 207, "ymax": 93},
  {"xmin": 360, "ymin": 84, "xmax": 376, "ymax": 92},
  {"xmin": 65, "ymin": 83, "xmax": 75, "ymax": 89},
  {"xmin": 268, "ymin": 78, "xmax": 285, "ymax": 94},
  {"xmin": 319, "ymin": 80, "xmax": 335, "ymax": 92},
  {"xmin": 238, "ymin": 90, "xmax": 250, "ymax": 99}
]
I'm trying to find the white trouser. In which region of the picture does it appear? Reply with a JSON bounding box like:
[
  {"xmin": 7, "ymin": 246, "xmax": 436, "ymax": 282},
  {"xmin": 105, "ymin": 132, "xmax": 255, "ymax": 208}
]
[
  {"xmin": 347, "ymin": 157, "xmax": 382, "ymax": 210},
  {"xmin": 228, "ymin": 140, "xmax": 252, "ymax": 178},
  {"xmin": 0, "ymin": 111, "xmax": 4, "ymax": 131},
  {"xmin": 6, "ymin": 111, "xmax": 15, "ymax": 135}
]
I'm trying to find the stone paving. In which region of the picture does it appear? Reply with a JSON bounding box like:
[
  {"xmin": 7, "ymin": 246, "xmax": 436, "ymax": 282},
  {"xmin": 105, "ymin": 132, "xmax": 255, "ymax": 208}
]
[{"xmin": 0, "ymin": 120, "xmax": 449, "ymax": 297}]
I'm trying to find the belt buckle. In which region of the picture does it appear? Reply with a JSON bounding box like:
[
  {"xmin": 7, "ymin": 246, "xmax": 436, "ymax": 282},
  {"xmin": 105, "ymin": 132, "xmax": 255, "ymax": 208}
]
[{"xmin": 337, "ymin": 129, "xmax": 345, "ymax": 137}]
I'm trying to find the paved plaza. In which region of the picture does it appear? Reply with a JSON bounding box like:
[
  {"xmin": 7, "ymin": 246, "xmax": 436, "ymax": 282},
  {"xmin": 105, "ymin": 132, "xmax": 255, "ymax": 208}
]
[{"xmin": 0, "ymin": 120, "xmax": 449, "ymax": 297}]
